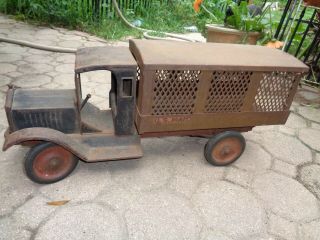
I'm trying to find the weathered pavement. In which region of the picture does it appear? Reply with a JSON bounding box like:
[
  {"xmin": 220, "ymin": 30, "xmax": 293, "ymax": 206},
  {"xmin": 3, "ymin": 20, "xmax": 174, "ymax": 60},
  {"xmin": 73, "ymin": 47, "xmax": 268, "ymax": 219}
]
[{"xmin": 1, "ymin": 14, "xmax": 320, "ymax": 240}]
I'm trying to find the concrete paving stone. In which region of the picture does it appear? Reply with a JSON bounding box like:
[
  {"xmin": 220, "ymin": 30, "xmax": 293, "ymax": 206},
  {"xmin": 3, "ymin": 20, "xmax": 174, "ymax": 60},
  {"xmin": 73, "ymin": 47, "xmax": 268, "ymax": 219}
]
[
  {"xmin": 27, "ymin": 48, "xmax": 52, "ymax": 55},
  {"xmin": 7, "ymin": 33, "xmax": 35, "ymax": 42},
  {"xmin": 32, "ymin": 39, "xmax": 58, "ymax": 46},
  {"xmin": 89, "ymin": 96, "xmax": 108, "ymax": 109},
  {"xmin": 17, "ymin": 63, "xmax": 54, "ymax": 75},
  {"xmin": 82, "ymin": 41, "xmax": 108, "ymax": 47},
  {"xmin": 113, "ymin": 41, "xmax": 130, "ymax": 47},
  {"xmin": 0, "ymin": 75, "xmax": 11, "ymax": 87},
  {"xmin": 90, "ymin": 83, "xmax": 111, "ymax": 98},
  {"xmin": 14, "ymin": 74, "xmax": 51, "ymax": 88},
  {"xmin": 11, "ymin": 25, "xmax": 36, "ymax": 31},
  {"xmin": 95, "ymin": 183, "xmax": 143, "ymax": 212},
  {"xmin": 107, "ymin": 139, "xmax": 175, "ymax": 191},
  {"xmin": 272, "ymin": 159, "xmax": 297, "ymax": 178},
  {"xmin": 40, "ymin": 81, "xmax": 61, "ymax": 89},
  {"xmin": 36, "ymin": 28, "xmax": 60, "ymax": 36},
  {"xmin": 0, "ymin": 92, "xmax": 5, "ymax": 107},
  {"xmin": 125, "ymin": 191, "xmax": 201, "ymax": 240},
  {"xmin": 253, "ymin": 125, "xmax": 278, "ymax": 133},
  {"xmin": 0, "ymin": 44, "xmax": 27, "ymax": 54},
  {"xmin": 86, "ymin": 70, "xmax": 111, "ymax": 84},
  {"xmin": 0, "ymin": 149, "xmax": 36, "ymax": 216},
  {"xmin": 169, "ymin": 137, "xmax": 225, "ymax": 197},
  {"xmin": 14, "ymin": 60, "xmax": 29, "ymax": 66},
  {"xmin": 52, "ymin": 73, "xmax": 74, "ymax": 84},
  {"xmin": 192, "ymin": 181, "xmax": 266, "ymax": 239},
  {"xmin": 40, "ymin": 162, "xmax": 112, "ymax": 202},
  {"xmin": 311, "ymin": 122, "xmax": 320, "ymax": 130},
  {"xmin": 285, "ymin": 113, "xmax": 307, "ymax": 129},
  {"xmin": 0, "ymin": 24, "xmax": 10, "ymax": 32},
  {"xmin": 35, "ymin": 203, "xmax": 125, "ymax": 240},
  {"xmin": 242, "ymin": 131, "xmax": 263, "ymax": 143},
  {"xmin": 298, "ymin": 220, "xmax": 320, "ymax": 240},
  {"xmin": 298, "ymin": 106, "xmax": 320, "ymax": 123},
  {"xmin": 0, "ymin": 53, "xmax": 22, "ymax": 63},
  {"xmin": 0, "ymin": 63, "xmax": 17, "ymax": 74},
  {"xmin": 55, "ymin": 54, "xmax": 75, "ymax": 64},
  {"xmin": 24, "ymin": 54, "xmax": 54, "ymax": 64},
  {"xmin": 58, "ymin": 34, "xmax": 84, "ymax": 41},
  {"xmin": 299, "ymin": 90, "xmax": 320, "ymax": 101},
  {"xmin": 278, "ymin": 125, "xmax": 296, "ymax": 136},
  {"xmin": 252, "ymin": 172, "xmax": 319, "ymax": 222},
  {"xmin": 0, "ymin": 217, "xmax": 32, "ymax": 240},
  {"xmin": 298, "ymin": 128, "xmax": 320, "ymax": 151},
  {"xmin": 55, "ymin": 63, "xmax": 74, "ymax": 74},
  {"xmin": 34, "ymin": 33, "xmax": 60, "ymax": 41},
  {"xmin": 234, "ymin": 141, "xmax": 272, "ymax": 174},
  {"xmin": 201, "ymin": 231, "xmax": 233, "ymax": 240},
  {"xmin": 299, "ymin": 164, "xmax": 320, "ymax": 199},
  {"xmin": 57, "ymin": 40, "xmax": 84, "ymax": 48},
  {"xmin": 268, "ymin": 213, "xmax": 297, "ymax": 240},
  {"xmin": 261, "ymin": 131, "xmax": 312, "ymax": 165},
  {"xmin": 5, "ymin": 70, "xmax": 24, "ymax": 78},
  {"xmin": 0, "ymin": 110, "xmax": 8, "ymax": 126},
  {"xmin": 12, "ymin": 195, "xmax": 56, "ymax": 229},
  {"xmin": 316, "ymin": 153, "xmax": 320, "ymax": 164},
  {"xmin": 225, "ymin": 167, "xmax": 252, "ymax": 187}
]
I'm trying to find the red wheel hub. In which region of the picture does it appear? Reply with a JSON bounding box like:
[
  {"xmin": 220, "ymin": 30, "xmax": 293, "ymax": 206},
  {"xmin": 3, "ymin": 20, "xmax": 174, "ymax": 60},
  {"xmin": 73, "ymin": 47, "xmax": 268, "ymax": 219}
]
[
  {"xmin": 33, "ymin": 145, "xmax": 74, "ymax": 181},
  {"xmin": 211, "ymin": 137, "xmax": 243, "ymax": 164}
]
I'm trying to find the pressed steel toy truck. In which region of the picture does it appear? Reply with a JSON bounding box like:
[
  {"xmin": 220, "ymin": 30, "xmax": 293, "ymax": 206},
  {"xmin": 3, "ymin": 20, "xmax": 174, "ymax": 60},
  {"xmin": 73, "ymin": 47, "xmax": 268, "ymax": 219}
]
[{"xmin": 3, "ymin": 40, "xmax": 308, "ymax": 183}]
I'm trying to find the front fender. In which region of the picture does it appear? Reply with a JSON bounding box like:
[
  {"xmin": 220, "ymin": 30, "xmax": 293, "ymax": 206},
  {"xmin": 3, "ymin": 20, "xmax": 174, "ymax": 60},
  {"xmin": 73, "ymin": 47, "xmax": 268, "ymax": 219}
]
[{"xmin": 2, "ymin": 127, "xmax": 88, "ymax": 160}]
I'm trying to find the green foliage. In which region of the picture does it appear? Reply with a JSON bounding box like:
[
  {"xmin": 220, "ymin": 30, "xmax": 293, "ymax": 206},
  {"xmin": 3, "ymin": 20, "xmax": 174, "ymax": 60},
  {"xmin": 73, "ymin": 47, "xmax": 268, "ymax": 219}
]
[
  {"xmin": 0, "ymin": 0, "xmax": 196, "ymax": 39},
  {"xmin": 197, "ymin": 0, "xmax": 271, "ymax": 33}
]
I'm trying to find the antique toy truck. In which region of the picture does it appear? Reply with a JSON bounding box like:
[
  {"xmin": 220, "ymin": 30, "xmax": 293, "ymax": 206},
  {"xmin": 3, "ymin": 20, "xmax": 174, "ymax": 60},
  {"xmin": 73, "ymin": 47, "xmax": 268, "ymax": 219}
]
[{"xmin": 3, "ymin": 40, "xmax": 308, "ymax": 183}]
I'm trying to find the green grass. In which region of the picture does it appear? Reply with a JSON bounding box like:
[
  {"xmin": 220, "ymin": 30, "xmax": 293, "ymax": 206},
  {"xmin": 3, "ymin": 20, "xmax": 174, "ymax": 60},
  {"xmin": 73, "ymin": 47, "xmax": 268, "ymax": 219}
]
[{"xmin": 0, "ymin": 0, "xmax": 196, "ymax": 40}]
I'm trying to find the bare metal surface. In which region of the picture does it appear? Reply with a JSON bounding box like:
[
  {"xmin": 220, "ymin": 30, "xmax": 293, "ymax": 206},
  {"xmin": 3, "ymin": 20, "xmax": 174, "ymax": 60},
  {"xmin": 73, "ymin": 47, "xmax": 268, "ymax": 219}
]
[
  {"xmin": 75, "ymin": 46, "xmax": 136, "ymax": 73},
  {"xmin": 129, "ymin": 39, "xmax": 309, "ymax": 72}
]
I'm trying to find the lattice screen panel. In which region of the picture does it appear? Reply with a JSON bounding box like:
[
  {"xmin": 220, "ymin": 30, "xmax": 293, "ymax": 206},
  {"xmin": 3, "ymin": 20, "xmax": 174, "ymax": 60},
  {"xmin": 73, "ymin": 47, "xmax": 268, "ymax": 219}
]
[
  {"xmin": 151, "ymin": 70, "xmax": 200, "ymax": 115},
  {"xmin": 204, "ymin": 71, "xmax": 252, "ymax": 113},
  {"xmin": 254, "ymin": 72, "xmax": 299, "ymax": 112}
]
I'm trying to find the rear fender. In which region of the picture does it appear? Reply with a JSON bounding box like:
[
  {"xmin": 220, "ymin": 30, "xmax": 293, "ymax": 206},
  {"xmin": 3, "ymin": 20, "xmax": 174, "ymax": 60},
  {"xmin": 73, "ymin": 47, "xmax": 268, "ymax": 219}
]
[{"xmin": 2, "ymin": 127, "xmax": 88, "ymax": 160}]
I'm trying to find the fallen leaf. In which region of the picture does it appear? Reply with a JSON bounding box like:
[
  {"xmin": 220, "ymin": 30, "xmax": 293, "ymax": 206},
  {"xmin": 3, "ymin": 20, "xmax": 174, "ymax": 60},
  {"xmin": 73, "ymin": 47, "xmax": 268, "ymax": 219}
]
[{"xmin": 47, "ymin": 200, "xmax": 70, "ymax": 206}]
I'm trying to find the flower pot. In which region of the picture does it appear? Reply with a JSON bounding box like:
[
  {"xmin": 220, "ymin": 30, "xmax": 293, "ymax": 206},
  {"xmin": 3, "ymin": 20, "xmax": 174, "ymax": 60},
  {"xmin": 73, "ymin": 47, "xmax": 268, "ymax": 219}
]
[
  {"xmin": 304, "ymin": 0, "xmax": 320, "ymax": 7},
  {"xmin": 206, "ymin": 24, "xmax": 261, "ymax": 45}
]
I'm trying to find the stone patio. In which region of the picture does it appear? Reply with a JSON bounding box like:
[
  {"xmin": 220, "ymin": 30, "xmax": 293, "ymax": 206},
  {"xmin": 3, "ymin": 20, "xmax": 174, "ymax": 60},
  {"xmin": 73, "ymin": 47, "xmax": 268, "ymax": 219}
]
[{"xmin": 1, "ymin": 14, "xmax": 320, "ymax": 240}]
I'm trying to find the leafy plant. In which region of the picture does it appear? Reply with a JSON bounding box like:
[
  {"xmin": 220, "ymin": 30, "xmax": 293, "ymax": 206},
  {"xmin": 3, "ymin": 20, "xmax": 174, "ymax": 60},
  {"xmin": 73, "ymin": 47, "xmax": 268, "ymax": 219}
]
[{"xmin": 194, "ymin": 0, "xmax": 272, "ymax": 37}]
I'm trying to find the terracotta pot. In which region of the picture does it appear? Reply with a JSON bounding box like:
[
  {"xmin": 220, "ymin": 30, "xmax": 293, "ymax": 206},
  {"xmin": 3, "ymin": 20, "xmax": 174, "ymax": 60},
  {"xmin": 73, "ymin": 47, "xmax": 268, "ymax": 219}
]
[
  {"xmin": 304, "ymin": 0, "xmax": 320, "ymax": 7},
  {"xmin": 206, "ymin": 24, "xmax": 261, "ymax": 45}
]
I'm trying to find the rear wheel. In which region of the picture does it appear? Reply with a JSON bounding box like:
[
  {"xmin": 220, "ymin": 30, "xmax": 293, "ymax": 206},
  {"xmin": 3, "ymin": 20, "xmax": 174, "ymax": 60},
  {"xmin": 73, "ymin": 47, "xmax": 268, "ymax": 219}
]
[
  {"xmin": 204, "ymin": 131, "xmax": 246, "ymax": 166},
  {"xmin": 25, "ymin": 142, "xmax": 79, "ymax": 184}
]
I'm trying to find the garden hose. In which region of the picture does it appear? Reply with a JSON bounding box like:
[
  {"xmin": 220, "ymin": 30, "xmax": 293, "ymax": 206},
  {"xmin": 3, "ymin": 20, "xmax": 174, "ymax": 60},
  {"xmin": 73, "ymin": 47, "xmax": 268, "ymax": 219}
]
[{"xmin": 0, "ymin": 37, "xmax": 76, "ymax": 53}]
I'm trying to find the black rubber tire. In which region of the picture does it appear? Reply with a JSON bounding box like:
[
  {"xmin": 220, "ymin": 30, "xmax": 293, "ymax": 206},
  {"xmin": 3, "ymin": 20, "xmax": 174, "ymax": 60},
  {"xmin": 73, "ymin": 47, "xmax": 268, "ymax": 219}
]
[
  {"xmin": 24, "ymin": 142, "xmax": 79, "ymax": 184},
  {"xmin": 204, "ymin": 131, "xmax": 246, "ymax": 166}
]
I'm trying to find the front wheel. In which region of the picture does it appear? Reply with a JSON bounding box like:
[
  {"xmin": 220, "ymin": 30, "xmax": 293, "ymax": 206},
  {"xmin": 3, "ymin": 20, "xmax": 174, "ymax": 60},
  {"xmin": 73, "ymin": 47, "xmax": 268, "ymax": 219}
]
[
  {"xmin": 25, "ymin": 142, "xmax": 79, "ymax": 184},
  {"xmin": 204, "ymin": 131, "xmax": 246, "ymax": 166}
]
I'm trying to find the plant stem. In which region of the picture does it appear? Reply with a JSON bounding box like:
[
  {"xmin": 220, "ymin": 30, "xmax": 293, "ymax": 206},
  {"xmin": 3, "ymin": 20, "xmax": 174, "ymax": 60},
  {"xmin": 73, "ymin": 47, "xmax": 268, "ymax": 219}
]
[{"xmin": 200, "ymin": 4, "xmax": 218, "ymax": 21}]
